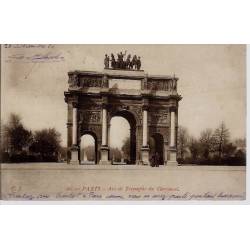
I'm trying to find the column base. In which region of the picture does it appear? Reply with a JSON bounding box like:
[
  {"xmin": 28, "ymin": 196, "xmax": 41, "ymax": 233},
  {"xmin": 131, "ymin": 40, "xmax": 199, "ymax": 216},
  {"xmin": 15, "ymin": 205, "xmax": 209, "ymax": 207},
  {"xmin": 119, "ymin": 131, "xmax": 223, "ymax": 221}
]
[
  {"xmin": 141, "ymin": 146, "xmax": 150, "ymax": 165},
  {"xmin": 70, "ymin": 145, "xmax": 80, "ymax": 165},
  {"xmin": 166, "ymin": 148, "xmax": 178, "ymax": 167},
  {"xmin": 99, "ymin": 145, "xmax": 111, "ymax": 165},
  {"xmin": 166, "ymin": 161, "xmax": 178, "ymax": 167},
  {"xmin": 136, "ymin": 160, "xmax": 143, "ymax": 165}
]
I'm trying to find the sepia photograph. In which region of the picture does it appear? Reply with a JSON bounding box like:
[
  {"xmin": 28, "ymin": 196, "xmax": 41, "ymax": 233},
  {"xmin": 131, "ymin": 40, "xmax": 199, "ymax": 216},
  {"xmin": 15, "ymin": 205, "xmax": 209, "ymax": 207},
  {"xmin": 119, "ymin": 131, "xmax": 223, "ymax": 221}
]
[
  {"xmin": 0, "ymin": 44, "xmax": 246, "ymax": 201},
  {"xmin": 1, "ymin": 2, "xmax": 250, "ymax": 250}
]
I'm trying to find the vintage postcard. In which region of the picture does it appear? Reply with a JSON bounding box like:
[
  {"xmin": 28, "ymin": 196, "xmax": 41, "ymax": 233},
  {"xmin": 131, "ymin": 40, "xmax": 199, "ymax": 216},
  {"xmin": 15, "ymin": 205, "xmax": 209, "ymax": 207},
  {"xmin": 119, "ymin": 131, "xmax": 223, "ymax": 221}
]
[{"xmin": 0, "ymin": 44, "xmax": 246, "ymax": 201}]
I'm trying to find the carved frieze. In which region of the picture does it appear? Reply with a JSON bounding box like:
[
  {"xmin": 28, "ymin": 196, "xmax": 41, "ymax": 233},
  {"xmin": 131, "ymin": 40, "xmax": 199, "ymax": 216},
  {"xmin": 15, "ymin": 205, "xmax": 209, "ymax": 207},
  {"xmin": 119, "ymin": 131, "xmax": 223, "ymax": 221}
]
[
  {"xmin": 79, "ymin": 77, "xmax": 103, "ymax": 88},
  {"xmin": 68, "ymin": 74, "xmax": 80, "ymax": 88},
  {"xmin": 80, "ymin": 103, "xmax": 102, "ymax": 110},
  {"xmin": 149, "ymin": 110, "xmax": 168, "ymax": 125},
  {"xmin": 130, "ymin": 106, "xmax": 142, "ymax": 122},
  {"xmin": 79, "ymin": 111, "xmax": 101, "ymax": 124},
  {"xmin": 149, "ymin": 105, "xmax": 169, "ymax": 113},
  {"xmin": 102, "ymin": 75, "xmax": 109, "ymax": 88},
  {"xmin": 146, "ymin": 79, "xmax": 177, "ymax": 91}
]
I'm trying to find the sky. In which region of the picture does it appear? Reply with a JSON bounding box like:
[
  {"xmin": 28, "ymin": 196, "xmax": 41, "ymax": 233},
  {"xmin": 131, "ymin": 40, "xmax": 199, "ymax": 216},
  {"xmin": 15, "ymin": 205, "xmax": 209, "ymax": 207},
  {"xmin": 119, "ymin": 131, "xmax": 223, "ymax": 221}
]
[{"xmin": 1, "ymin": 45, "xmax": 246, "ymax": 147}]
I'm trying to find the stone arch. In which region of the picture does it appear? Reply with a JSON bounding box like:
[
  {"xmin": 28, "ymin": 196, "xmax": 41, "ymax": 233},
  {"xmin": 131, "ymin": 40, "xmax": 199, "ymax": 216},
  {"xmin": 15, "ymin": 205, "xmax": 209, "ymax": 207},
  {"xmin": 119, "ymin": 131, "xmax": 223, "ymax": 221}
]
[
  {"xmin": 108, "ymin": 105, "xmax": 141, "ymax": 126},
  {"xmin": 80, "ymin": 130, "xmax": 98, "ymax": 164},
  {"xmin": 149, "ymin": 132, "xmax": 164, "ymax": 165},
  {"xmin": 108, "ymin": 109, "xmax": 137, "ymax": 164}
]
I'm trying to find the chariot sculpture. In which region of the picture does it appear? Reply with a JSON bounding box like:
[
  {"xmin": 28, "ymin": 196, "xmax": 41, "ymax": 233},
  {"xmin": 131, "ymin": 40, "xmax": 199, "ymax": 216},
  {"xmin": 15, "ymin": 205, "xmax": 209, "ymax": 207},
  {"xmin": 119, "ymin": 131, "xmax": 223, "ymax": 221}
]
[{"xmin": 104, "ymin": 51, "xmax": 141, "ymax": 70}]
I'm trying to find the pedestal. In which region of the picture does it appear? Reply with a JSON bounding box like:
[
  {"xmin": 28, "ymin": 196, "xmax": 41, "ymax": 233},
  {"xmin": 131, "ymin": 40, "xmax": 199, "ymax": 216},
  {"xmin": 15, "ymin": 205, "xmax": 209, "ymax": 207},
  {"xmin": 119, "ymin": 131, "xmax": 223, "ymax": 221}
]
[
  {"xmin": 167, "ymin": 148, "xmax": 178, "ymax": 167},
  {"xmin": 70, "ymin": 145, "xmax": 79, "ymax": 165},
  {"xmin": 99, "ymin": 145, "xmax": 111, "ymax": 165},
  {"xmin": 141, "ymin": 146, "xmax": 150, "ymax": 165}
]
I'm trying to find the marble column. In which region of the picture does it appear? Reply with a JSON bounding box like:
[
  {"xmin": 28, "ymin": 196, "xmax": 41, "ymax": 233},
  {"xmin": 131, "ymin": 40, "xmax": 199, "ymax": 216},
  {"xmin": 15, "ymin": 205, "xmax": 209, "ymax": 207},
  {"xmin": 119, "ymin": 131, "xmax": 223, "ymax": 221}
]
[
  {"xmin": 102, "ymin": 107, "xmax": 107, "ymax": 146},
  {"xmin": 170, "ymin": 110, "xmax": 176, "ymax": 147},
  {"xmin": 164, "ymin": 141, "xmax": 169, "ymax": 166},
  {"xmin": 70, "ymin": 102, "xmax": 79, "ymax": 164},
  {"xmin": 167, "ymin": 107, "xmax": 178, "ymax": 166},
  {"xmin": 72, "ymin": 106, "xmax": 78, "ymax": 145},
  {"xmin": 142, "ymin": 109, "xmax": 148, "ymax": 147},
  {"xmin": 141, "ymin": 105, "xmax": 149, "ymax": 165},
  {"xmin": 100, "ymin": 104, "xmax": 110, "ymax": 164}
]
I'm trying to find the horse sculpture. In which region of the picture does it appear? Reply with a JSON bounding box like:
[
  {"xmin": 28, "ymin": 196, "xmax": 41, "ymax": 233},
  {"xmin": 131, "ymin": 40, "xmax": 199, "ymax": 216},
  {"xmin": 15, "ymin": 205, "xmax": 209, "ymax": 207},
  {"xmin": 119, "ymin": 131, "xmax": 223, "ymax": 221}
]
[{"xmin": 106, "ymin": 52, "xmax": 142, "ymax": 70}]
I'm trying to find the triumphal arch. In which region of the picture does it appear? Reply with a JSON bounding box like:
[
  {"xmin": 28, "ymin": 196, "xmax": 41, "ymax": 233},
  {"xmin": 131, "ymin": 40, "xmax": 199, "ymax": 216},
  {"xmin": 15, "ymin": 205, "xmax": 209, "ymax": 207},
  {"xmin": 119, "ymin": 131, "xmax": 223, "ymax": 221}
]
[{"xmin": 64, "ymin": 54, "xmax": 182, "ymax": 166}]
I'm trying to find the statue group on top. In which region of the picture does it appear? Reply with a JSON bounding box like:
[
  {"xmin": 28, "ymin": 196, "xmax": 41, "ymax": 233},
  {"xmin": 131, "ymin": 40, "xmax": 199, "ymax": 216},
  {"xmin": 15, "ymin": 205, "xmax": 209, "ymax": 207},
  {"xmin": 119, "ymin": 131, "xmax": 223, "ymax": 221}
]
[{"xmin": 104, "ymin": 51, "xmax": 141, "ymax": 70}]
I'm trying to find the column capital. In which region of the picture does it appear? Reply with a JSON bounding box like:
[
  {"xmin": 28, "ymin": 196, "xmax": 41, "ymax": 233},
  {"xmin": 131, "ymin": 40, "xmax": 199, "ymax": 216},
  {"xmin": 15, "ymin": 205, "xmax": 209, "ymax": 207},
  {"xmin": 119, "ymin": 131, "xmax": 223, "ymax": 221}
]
[
  {"xmin": 72, "ymin": 101, "xmax": 79, "ymax": 108},
  {"xmin": 66, "ymin": 122, "xmax": 72, "ymax": 128},
  {"xmin": 142, "ymin": 105, "xmax": 149, "ymax": 111},
  {"xmin": 169, "ymin": 106, "xmax": 177, "ymax": 112},
  {"xmin": 101, "ymin": 103, "xmax": 109, "ymax": 109},
  {"xmin": 71, "ymin": 144, "xmax": 79, "ymax": 150}
]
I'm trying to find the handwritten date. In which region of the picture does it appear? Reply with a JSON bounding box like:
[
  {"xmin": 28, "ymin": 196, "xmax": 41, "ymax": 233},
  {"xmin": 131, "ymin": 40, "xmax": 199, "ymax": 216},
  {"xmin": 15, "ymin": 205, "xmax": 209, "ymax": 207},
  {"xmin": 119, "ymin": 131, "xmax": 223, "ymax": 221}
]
[{"xmin": 6, "ymin": 52, "xmax": 64, "ymax": 63}]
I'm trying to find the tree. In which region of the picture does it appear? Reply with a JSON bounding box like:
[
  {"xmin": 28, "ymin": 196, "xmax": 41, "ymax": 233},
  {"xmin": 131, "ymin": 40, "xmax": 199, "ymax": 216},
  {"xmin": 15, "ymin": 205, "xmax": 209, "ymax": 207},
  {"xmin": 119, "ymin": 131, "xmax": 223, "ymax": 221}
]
[
  {"xmin": 223, "ymin": 143, "xmax": 237, "ymax": 158},
  {"xmin": 58, "ymin": 146, "xmax": 68, "ymax": 162},
  {"xmin": 1, "ymin": 121, "xmax": 9, "ymax": 153},
  {"xmin": 213, "ymin": 122, "xmax": 230, "ymax": 159},
  {"xmin": 189, "ymin": 137, "xmax": 200, "ymax": 162},
  {"xmin": 5, "ymin": 113, "xmax": 32, "ymax": 153},
  {"xmin": 121, "ymin": 137, "xmax": 130, "ymax": 160},
  {"xmin": 199, "ymin": 128, "xmax": 215, "ymax": 159},
  {"xmin": 177, "ymin": 126, "xmax": 189, "ymax": 161},
  {"xmin": 30, "ymin": 128, "xmax": 61, "ymax": 161},
  {"xmin": 85, "ymin": 145, "xmax": 95, "ymax": 161},
  {"xmin": 233, "ymin": 138, "xmax": 246, "ymax": 152},
  {"xmin": 110, "ymin": 147, "xmax": 122, "ymax": 162}
]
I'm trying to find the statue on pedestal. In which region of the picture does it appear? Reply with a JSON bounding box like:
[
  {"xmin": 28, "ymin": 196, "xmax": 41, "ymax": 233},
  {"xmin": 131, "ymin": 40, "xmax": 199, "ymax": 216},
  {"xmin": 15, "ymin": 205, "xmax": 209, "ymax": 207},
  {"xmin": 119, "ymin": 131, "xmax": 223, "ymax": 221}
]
[
  {"xmin": 117, "ymin": 51, "xmax": 127, "ymax": 69},
  {"xmin": 126, "ymin": 54, "xmax": 131, "ymax": 69},
  {"xmin": 104, "ymin": 52, "xmax": 142, "ymax": 70},
  {"xmin": 104, "ymin": 54, "xmax": 110, "ymax": 68},
  {"xmin": 131, "ymin": 55, "xmax": 137, "ymax": 70},
  {"xmin": 111, "ymin": 53, "xmax": 116, "ymax": 68},
  {"xmin": 136, "ymin": 56, "xmax": 141, "ymax": 70}
]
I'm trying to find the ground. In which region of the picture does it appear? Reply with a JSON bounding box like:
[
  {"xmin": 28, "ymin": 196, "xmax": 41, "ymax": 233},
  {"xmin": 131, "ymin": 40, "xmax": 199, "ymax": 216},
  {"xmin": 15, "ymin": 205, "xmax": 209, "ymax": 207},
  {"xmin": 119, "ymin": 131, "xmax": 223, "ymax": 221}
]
[{"xmin": 0, "ymin": 163, "xmax": 246, "ymax": 201}]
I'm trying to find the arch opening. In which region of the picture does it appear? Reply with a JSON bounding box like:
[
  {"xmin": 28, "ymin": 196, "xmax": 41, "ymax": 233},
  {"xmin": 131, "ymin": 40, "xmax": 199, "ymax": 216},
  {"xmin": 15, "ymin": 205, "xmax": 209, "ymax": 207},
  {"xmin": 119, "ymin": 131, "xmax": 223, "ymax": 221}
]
[
  {"xmin": 80, "ymin": 133, "xmax": 97, "ymax": 164},
  {"xmin": 109, "ymin": 110, "xmax": 137, "ymax": 164},
  {"xmin": 149, "ymin": 133, "xmax": 164, "ymax": 165}
]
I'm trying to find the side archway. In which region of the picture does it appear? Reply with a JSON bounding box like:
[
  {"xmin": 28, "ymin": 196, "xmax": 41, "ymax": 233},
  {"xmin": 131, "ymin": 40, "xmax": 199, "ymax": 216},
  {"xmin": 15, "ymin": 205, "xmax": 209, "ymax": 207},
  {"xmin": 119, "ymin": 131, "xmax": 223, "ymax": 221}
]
[
  {"xmin": 80, "ymin": 131, "xmax": 98, "ymax": 164},
  {"xmin": 149, "ymin": 133, "xmax": 164, "ymax": 165}
]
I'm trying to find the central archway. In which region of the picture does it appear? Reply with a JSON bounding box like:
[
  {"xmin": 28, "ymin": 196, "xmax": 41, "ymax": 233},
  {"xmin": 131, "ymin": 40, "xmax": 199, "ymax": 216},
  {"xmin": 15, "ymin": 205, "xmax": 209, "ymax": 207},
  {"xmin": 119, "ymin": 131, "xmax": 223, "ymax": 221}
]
[{"xmin": 109, "ymin": 110, "xmax": 137, "ymax": 164}]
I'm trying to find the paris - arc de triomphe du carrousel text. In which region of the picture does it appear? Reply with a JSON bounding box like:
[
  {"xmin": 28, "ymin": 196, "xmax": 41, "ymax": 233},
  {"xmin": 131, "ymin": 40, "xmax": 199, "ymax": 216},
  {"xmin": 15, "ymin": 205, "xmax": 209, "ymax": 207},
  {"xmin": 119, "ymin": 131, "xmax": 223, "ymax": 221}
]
[{"xmin": 64, "ymin": 52, "xmax": 182, "ymax": 166}]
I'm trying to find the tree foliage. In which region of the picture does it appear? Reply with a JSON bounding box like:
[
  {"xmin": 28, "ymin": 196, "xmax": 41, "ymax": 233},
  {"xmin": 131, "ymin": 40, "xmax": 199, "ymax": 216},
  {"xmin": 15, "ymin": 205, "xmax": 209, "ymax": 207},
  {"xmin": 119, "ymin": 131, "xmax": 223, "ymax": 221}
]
[
  {"xmin": 81, "ymin": 145, "xmax": 95, "ymax": 161},
  {"xmin": 110, "ymin": 147, "xmax": 122, "ymax": 162},
  {"xmin": 177, "ymin": 126, "xmax": 189, "ymax": 161},
  {"xmin": 30, "ymin": 128, "xmax": 61, "ymax": 161},
  {"xmin": 4, "ymin": 113, "xmax": 32, "ymax": 153},
  {"xmin": 121, "ymin": 137, "xmax": 130, "ymax": 160},
  {"xmin": 213, "ymin": 122, "xmax": 230, "ymax": 158},
  {"xmin": 176, "ymin": 122, "xmax": 245, "ymax": 165},
  {"xmin": 199, "ymin": 128, "xmax": 215, "ymax": 159},
  {"xmin": 188, "ymin": 137, "xmax": 200, "ymax": 161}
]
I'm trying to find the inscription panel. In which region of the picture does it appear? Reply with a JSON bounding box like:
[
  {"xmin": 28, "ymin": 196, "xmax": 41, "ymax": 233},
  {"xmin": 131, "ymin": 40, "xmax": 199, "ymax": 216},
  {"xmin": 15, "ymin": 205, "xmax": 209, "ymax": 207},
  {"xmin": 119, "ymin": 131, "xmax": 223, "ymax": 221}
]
[
  {"xmin": 109, "ymin": 78, "xmax": 141, "ymax": 90},
  {"xmin": 146, "ymin": 79, "xmax": 177, "ymax": 91}
]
